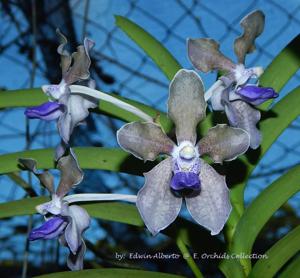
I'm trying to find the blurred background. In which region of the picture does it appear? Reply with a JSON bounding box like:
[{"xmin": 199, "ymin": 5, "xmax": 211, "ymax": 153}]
[{"xmin": 0, "ymin": 0, "xmax": 300, "ymax": 277}]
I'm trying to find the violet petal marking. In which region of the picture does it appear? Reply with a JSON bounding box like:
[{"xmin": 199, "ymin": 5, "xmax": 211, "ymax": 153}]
[
  {"xmin": 29, "ymin": 216, "xmax": 67, "ymax": 240},
  {"xmin": 170, "ymin": 172, "xmax": 201, "ymax": 191},
  {"xmin": 236, "ymin": 85, "xmax": 278, "ymax": 105},
  {"xmin": 25, "ymin": 101, "xmax": 64, "ymax": 121}
]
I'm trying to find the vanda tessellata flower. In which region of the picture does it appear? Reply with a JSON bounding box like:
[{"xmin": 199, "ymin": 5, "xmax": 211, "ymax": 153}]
[
  {"xmin": 19, "ymin": 152, "xmax": 89, "ymax": 271},
  {"xmin": 117, "ymin": 69, "xmax": 251, "ymax": 236},
  {"xmin": 187, "ymin": 10, "xmax": 278, "ymax": 149},
  {"xmin": 25, "ymin": 29, "xmax": 97, "ymax": 159}
]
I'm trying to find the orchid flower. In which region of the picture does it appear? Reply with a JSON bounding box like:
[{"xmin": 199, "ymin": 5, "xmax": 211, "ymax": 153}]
[
  {"xmin": 117, "ymin": 69, "xmax": 250, "ymax": 236},
  {"xmin": 19, "ymin": 152, "xmax": 88, "ymax": 270},
  {"xmin": 25, "ymin": 29, "xmax": 97, "ymax": 159},
  {"xmin": 25, "ymin": 29, "xmax": 153, "ymax": 159},
  {"xmin": 19, "ymin": 152, "xmax": 137, "ymax": 270},
  {"xmin": 187, "ymin": 10, "xmax": 278, "ymax": 149}
]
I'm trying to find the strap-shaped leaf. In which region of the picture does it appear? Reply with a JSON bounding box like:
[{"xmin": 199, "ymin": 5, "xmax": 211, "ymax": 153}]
[
  {"xmin": 227, "ymin": 86, "xmax": 300, "ymax": 237},
  {"xmin": 115, "ymin": 15, "xmax": 181, "ymax": 80},
  {"xmin": 0, "ymin": 197, "xmax": 224, "ymax": 256},
  {"xmin": 220, "ymin": 164, "xmax": 300, "ymax": 276},
  {"xmin": 259, "ymin": 34, "xmax": 300, "ymax": 109},
  {"xmin": 34, "ymin": 268, "xmax": 185, "ymax": 278},
  {"xmin": 279, "ymin": 255, "xmax": 300, "ymax": 278},
  {"xmin": 227, "ymin": 35, "xmax": 300, "ymax": 236},
  {"xmin": 249, "ymin": 225, "xmax": 300, "ymax": 278},
  {"xmin": 0, "ymin": 88, "xmax": 172, "ymax": 131},
  {"xmin": 0, "ymin": 147, "xmax": 144, "ymax": 176}
]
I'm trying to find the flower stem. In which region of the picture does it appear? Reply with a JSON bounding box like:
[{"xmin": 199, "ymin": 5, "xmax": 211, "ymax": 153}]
[
  {"xmin": 63, "ymin": 193, "xmax": 137, "ymax": 204},
  {"xmin": 70, "ymin": 85, "xmax": 153, "ymax": 122},
  {"xmin": 176, "ymin": 235, "xmax": 204, "ymax": 278}
]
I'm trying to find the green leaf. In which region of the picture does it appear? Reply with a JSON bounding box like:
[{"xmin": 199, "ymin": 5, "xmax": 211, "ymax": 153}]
[
  {"xmin": 101, "ymin": 93, "xmax": 172, "ymax": 130},
  {"xmin": 0, "ymin": 147, "xmax": 135, "ymax": 175},
  {"xmin": 226, "ymin": 34, "xmax": 300, "ymax": 233},
  {"xmin": 0, "ymin": 88, "xmax": 48, "ymax": 107},
  {"xmin": 176, "ymin": 231, "xmax": 204, "ymax": 278},
  {"xmin": 0, "ymin": 196, "xmax": 47, "ymax": 218},
  {"xmin": 260, "ymin": 34, "xmax": 300, "ymax": 109},
  {"xmin": 83, "ymin": 202, "xmax": 143, "ymax": 226},
  {"xmin": 0, "ymin": 146, "xmax": 192, "ymax": 184},
  {"xmin": 227, "ymin": 86, "xmax": 300, "ymax": 237},
  {"xmin": 249, "ymin": 225, "xmax": 300, "ymax": 278},
  {"xmin": 0, "ymin": 88, "xmax": 172, "ymax": 131},
  {"xmin": 259, "ymin": 87, "xmax": 300, "ymax": 153},
  {"xmin": 115, "ymin": 15, "xmax": 181, "ymax": 80},
  {"xmin": 34, "ymin": 268, "xmax": 184, "ymax": 278},
  {"xmin": 0, "ymin": 197, "xmax": 224, "ymax": 255},
  {"xmin": 0, "ymin": 147, "xmax": 173, "ymax": 178},
  {"xmin": 215, "ymin": 36, "xmax": 300, "ymax": 252},
  {"xmin": 279, "ymin": 254, "xmax": 300, "ymax": 278},
  {"xmin": 0, "ymin": 196, "xmax": 143, "ymax": 226},
  {"xmin": 221, "ymin": 164, "xmax": 300, "ymax": 276}
]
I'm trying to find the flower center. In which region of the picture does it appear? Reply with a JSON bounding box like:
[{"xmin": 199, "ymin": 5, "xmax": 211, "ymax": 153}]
[
  {"xmin": 170, "ymin": 141, "xmax": 201, "ymax": 194},
  {"xmin": 233, "ymin": 64, "xmax": 264, "ymax": 88},
  {"xmin": 42, "ymin": 81, "xmax": 67, "ymax": 100},
  {"xmin": 179, "ymin": 145, "xmax": 195, "ymax": 160},
  {"xmin": 171, "ymin": 141, "xmax": 199, "ymax": 160}
]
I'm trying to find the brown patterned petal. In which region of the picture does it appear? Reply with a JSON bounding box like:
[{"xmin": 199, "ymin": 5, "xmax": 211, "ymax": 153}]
[
  {"xmin": 168, "ymin": 69, "xmax": 207, "ymax": 145},
  {"xmin": 56, "ymin": 29, "xmax": 72, "ymax": 75},
  {"xmin": 117, "ymin": 122, "xmax": 175, "ymax": 161},
  {"xmin": 18, "ymin": 158, "xmax": 54, "ymax": 194},
  {"xmin": 56, "ymin": 150, "xmax": 83, "ymax": 197},
  {"xmin": 64, "ymin": 38, "xmax": 95, "ymax": 85},
  {"xmin": 234, "ymin": 10, "xmax": 265, "ymax": 63},
  {"xmin": 187, "ymin": 38, "xmax": 235, "ymax": 73},
  {"xmin": 197, "ymin": 124, "xmax": 250, "ymax": 163}
]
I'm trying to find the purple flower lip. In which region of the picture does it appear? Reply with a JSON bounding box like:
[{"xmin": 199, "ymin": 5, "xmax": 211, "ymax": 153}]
[
  {"xmin": 29, "ymin": 216, "xmax": 67, "ymax": 241},
  {"xmin": 236, "ymin": 85, "xmax": 278, "ymax": 106},
  {"xmin": 25, "ymin": 101, "xmax": 64, "ymax": 121},
  {"xmin": 170, "ymin": 172, "xmax": 201, "ymax": 192}
]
